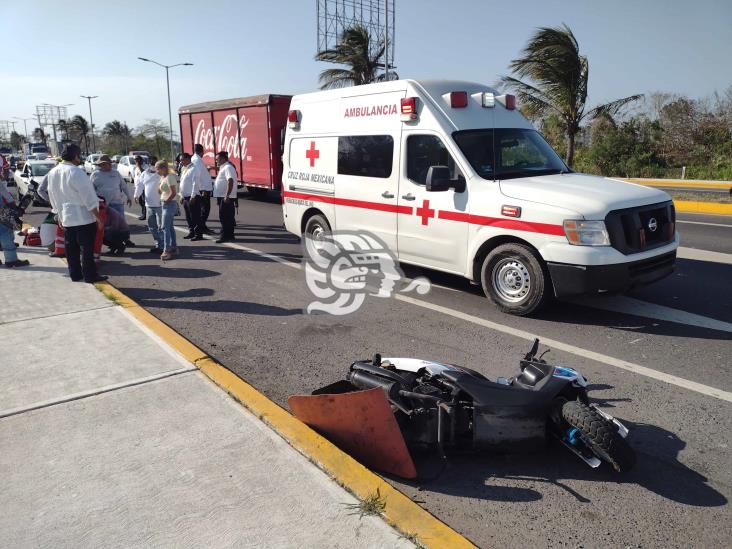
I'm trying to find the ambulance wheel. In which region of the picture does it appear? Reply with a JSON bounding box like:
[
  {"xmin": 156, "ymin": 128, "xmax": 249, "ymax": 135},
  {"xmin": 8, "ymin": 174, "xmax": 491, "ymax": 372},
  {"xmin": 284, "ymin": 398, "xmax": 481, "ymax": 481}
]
[
  {"xmin": 304, "ymin": 213, "xmax": 331, "ymax": 244},
  {"xmin": 481, "ymin": 243, "xmax": 549, "ymax": 316}
]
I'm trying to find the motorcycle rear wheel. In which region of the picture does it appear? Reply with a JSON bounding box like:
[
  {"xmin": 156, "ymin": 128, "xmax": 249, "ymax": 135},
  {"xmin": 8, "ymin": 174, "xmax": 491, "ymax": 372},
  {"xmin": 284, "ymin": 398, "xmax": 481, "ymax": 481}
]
[{"xmin": 561, "ymin": 400, "xmax": 636, "ymax": 472}]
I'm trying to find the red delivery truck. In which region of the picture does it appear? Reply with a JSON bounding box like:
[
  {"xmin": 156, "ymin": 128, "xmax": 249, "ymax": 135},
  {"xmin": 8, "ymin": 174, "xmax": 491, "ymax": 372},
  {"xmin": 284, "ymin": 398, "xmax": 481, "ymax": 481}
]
[{"xmin": 178, "ymin": 94, "xmax": 292, "ymax": 197}]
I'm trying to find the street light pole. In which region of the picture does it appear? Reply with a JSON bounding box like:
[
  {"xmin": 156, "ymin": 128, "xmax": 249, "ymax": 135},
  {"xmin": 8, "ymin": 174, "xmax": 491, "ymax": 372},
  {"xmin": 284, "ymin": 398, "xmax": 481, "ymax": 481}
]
[
  {"xmin": 81, "ymin": 95, "xmax": 98, "ymax": 153},
  {"xmin": 137, "ymin": 57, "xmax": 193, "ymax": 163}
]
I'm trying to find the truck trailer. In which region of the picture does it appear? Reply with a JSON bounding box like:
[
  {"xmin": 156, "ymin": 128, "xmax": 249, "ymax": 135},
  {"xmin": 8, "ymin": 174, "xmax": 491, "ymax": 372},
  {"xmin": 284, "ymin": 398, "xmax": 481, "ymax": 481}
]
[{"xmin": 178, "ymin": 94, "xmax": 292, "ymax": 197}]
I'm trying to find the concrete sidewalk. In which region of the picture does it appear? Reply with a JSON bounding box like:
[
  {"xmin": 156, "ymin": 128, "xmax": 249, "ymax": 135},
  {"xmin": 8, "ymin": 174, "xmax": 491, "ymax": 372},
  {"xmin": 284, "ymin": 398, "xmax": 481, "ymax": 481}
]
[{"xmin": 0, "ymin": 247, "xmax": 412, "ymax": 548}]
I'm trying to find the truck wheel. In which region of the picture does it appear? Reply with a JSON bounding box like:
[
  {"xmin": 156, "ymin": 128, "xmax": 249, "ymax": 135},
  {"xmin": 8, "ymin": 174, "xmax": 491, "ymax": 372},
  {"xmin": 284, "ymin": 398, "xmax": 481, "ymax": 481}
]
[
  {"xmin": 303, "ymin": 213, "xmax": 331, "ymax": 245},
  {"xmin": 246, "ymin": 186, "xmax": 268, "ymax": 199},
  {"xmin": 480, "ymin": 243, "xmax": 549, "ymax": 315},
  {"xmin": 561, "ymin": 400, "xmax": 636, "ymax": 472}
]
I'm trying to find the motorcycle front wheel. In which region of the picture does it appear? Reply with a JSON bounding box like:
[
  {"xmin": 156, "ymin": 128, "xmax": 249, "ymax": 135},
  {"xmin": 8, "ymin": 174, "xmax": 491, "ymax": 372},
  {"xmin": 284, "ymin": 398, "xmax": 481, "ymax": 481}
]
[{"xmin": 561, "ymin": 400, "xmax": 636, "ymax": 472}]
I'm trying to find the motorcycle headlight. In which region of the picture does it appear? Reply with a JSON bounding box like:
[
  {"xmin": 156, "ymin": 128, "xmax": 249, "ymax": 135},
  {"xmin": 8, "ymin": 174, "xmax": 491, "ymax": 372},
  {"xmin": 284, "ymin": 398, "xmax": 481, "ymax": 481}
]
[{"xmin": 563, "ymin": 220, "xmax": 610, "ymax": 246}]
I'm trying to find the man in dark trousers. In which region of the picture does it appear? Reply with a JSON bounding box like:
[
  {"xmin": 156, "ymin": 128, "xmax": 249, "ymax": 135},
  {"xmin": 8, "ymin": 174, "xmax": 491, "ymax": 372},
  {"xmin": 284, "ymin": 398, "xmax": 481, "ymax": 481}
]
[
  {"xmin": 191, "ymin": 143, "xmax": 214, "ymax": 234},
  {"xmin": 47, "ymin": 144, "xmax": 107, "ymax": 283},
  {"xmin": 213, "ymin": 151, "xmax": 237, "ymax": 243}
]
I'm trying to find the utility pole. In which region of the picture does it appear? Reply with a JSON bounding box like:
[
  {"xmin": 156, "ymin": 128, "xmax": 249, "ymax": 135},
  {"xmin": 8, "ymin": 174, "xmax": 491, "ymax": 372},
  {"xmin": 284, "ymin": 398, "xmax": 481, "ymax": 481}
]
[
  {"xmin": 81, "ymin": 95, "xmax": 98, "ymax": 153},
  {"xmin": 138, "ymin": 57, "xmax": 193, "ymax": 162},
  {"xmin": 384, "ymin": 0, "xmax": 389, "ymax": 81}
]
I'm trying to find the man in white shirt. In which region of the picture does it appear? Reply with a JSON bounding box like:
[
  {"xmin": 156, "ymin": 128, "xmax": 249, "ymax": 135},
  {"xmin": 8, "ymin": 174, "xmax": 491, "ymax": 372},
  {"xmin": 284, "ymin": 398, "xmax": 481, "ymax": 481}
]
[
  {"xmin": 133, "ymin": 155, "xmax": 164, "ymax": 253},
  {"xmin": 192, "ymin": 144, "xmax": 214, "ymax": 234},
  {"xmin": 46, "ymin": 144, "xmax": 106, "ymax": 283},
  {"xmin": 178, "ymin": 153, "xmax": 197, "ymax": 239},
  {"xmin": 213, "ymin": 151, "xmax": 237, "ymax": 243}
]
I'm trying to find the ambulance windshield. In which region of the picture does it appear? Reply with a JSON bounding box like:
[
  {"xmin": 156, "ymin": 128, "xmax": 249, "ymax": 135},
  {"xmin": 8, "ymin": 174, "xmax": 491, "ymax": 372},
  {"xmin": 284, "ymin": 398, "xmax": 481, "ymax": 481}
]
[{"xmin": 453, "ymin": 129, "xmax": 569, "ymax": 181}]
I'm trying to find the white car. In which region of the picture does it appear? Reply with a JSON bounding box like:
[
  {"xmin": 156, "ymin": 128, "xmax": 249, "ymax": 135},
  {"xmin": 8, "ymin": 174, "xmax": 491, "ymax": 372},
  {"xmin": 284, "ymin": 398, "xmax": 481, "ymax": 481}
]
[
  {"xmin": 84, "ymin": 153, "xmax": 102, "ymax": 174},
  {"xmin": 117, "ymin": 155, "xmax": 148, "ymax": 183},
  {"xmin": 282, "ymin": 79, "xmax": 678, "ymax": 316},
  {"xmin": 14, "ymin": 159, "xmax": 57, "ymax": 207}
]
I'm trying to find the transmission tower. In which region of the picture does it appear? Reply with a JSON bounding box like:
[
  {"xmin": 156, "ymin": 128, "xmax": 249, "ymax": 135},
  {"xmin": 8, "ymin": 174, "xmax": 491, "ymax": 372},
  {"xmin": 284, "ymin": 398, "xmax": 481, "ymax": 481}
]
[{"xmin": 316, "ymin": 0, "xmax": 395, "ymax": 76}]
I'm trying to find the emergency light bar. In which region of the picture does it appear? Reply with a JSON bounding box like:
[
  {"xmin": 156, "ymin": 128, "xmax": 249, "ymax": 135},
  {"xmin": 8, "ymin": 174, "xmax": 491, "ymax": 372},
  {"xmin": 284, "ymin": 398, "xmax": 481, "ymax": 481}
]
[
  {"xmin": 450, "ymin": 91, "xmax": 468, "ymax": 108},
  {"xmin": 288, "ymin": 109, "xmax": 300, "ymax": 129},
  {"xmin": 401, "ymin": 97, "xmax": 418, "ymax": 122},
  {"xmin": 481, "ymin": 93, "xmax": 516, "ymax": 110}
]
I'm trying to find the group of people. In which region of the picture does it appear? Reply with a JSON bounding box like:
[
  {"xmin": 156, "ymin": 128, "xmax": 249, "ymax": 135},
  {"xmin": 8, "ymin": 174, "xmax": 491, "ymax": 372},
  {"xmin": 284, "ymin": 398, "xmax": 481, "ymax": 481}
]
[{"xmin": 0, "ymin": 141, "xmax": 241, "ymax": 282}]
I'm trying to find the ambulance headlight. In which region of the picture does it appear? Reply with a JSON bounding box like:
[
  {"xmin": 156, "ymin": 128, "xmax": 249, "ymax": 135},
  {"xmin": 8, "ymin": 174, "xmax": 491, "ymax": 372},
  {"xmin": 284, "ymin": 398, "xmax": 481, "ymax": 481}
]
[{"xmin": 563, "ymin": 220, "xmax": 610, "ymax": 246}]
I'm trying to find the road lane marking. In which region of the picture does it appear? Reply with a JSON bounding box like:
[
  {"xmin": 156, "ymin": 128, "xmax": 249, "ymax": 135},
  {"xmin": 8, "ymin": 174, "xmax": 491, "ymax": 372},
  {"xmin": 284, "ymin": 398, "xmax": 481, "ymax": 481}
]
[
  {"xmin": 569, "ymin": 296, "xmax": 732, "ymax": 333},
  {"xmin": 124, "ymin": 213, "xmax": 732, "ymax": 402},
  {"xmin": 678, "ymin": 220, "xmax": 732, "ymax": 228},
  {"xmin": 395, "ymin": 294, "xmax": 732, "ymax": 403},
  {"xmin": 0, "ymin": 367, "xmax": 196, "ymax": 419},
  {"xmin": 677, "ymin": 247, "xmax": 732, "ymax": 265}
]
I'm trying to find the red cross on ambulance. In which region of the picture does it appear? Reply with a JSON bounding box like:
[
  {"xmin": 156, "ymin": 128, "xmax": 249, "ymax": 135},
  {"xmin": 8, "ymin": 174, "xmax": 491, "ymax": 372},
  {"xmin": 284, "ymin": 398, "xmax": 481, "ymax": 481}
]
[
  {"xmin": 416, "ymin": 199, "xmax": 436, "ymax": 225},
  {"xmin": 305, "ymin": 141, "xmax": 320, "ymax": 167}
]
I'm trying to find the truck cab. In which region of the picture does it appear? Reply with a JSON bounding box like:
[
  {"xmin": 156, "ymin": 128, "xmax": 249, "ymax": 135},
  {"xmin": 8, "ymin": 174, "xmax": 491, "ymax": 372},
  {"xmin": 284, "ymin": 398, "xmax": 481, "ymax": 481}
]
[{"xmin": 281, "ymin": 80, "xmax": 678, "ymax": 315}]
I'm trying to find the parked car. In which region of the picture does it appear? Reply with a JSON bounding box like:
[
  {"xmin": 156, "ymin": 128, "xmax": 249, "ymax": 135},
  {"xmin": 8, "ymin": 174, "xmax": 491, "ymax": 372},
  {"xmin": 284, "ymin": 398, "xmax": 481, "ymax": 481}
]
[
  {"xmin": 117, "ymin": 154, "xmax": 148, "ymax": 182},
  {"xmin": 14, "ymin": 159, "xmax": 57, "ymax": 207},
  {"xmin": 84, "ymin": 153, "xmax": 102, "ymax": 174},
  {"xmin": 111, "ymin": 155, "xmax": 122, "ymax": 163}
]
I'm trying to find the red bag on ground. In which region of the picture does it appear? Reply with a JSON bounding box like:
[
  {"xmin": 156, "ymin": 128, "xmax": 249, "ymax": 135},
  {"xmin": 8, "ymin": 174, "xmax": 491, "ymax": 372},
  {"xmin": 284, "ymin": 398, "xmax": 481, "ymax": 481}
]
[{"xmin": 53, "ymin": 224, "xmax": 65, "ymax": 257}]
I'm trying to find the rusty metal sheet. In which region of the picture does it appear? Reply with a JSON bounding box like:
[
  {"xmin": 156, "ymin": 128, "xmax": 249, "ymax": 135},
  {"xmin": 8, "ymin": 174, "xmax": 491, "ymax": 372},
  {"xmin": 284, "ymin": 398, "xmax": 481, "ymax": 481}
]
[{"xmin": 288, "ymin": 388, "xmax": 417, "ymax": 479}]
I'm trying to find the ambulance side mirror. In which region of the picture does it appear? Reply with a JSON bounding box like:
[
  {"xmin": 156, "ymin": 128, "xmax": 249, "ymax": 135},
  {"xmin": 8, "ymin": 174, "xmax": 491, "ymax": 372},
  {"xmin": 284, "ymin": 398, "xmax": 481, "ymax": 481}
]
[
  {"xmin": 425, "ymin": 166, "xmax": 451, "ymax": 192},
  {"xmin": 426, "ymin": 166, "xmax": 466, "ymax": 193}
]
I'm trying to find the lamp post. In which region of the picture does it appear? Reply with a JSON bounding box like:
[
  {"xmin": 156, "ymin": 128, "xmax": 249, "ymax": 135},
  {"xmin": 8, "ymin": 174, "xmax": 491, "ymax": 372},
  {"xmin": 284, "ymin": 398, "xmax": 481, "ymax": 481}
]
[
  {"xmin": 137, "ymin": 57, "xmax": 193, "ymax": 163},
  {"xmin": 80, "ymin": 95, "xmax": 98, "ymax": 153}
]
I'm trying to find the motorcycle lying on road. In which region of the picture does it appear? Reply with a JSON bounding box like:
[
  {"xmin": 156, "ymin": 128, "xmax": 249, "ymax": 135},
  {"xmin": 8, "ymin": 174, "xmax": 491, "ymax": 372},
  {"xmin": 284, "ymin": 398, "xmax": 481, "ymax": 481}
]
[{"xmin": 289, "ymin": 339, "xmax": 635, "ymax": 478}]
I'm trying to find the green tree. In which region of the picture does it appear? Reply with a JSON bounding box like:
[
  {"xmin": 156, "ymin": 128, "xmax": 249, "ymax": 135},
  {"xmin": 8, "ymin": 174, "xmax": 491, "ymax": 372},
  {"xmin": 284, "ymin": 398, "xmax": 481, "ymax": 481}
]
[
  {"xmin": 501, "ymin": 24, "xmax": 643, "ymax": 167},
  {"xmin": 69, "ymin": 115, "xmax": 91, "ymax": 153},
  {"xmin": 32, "ymin": 127, "xmax": 46, "ymax": 143},
  {"xmin": 315, "ymin": 25, "xmax": 396, "ymax": 89},
  {"xmin": 10, "ymin": 131, "xmax": 24, "ymax": 151},
  {"xmin": 103, "ymin": 120, "xmax": 132, "ymax": 155},
  {"xmin": 137, "ymin": 119, "xmax": 169, "ymax": 158}
]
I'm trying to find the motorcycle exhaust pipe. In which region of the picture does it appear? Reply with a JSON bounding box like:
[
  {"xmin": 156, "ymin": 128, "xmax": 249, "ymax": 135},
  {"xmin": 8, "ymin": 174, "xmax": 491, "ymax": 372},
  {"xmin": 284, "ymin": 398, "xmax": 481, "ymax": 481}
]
[{"xmin": 347, "ymin": 370, "xmax": 413, "ymax": 416}]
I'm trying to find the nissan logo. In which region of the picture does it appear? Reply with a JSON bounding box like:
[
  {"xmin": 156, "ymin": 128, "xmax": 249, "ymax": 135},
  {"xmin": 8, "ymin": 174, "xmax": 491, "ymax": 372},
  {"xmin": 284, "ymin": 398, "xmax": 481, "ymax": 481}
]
[{"xmin": 647, "ymin": 218, "xmax": 658, "ymax": 232}]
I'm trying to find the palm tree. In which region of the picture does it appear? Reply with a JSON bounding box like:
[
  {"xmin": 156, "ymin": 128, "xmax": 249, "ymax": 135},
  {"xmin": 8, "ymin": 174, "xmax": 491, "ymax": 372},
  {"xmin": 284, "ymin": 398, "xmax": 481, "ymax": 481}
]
[
  {"xmin": 69, "ymin": 115, "xmax": 90, "ymax": 153},
  {"xmin": 315, "ymin": 25, "xmax": 396, "ymax": 89},
  {"xmin": 501, "ymin": 24, "xmax": 642, "ymax": 167},
  {"xmin": 103, "ymin": 120, "xmax": 131, "ymax": 154}
]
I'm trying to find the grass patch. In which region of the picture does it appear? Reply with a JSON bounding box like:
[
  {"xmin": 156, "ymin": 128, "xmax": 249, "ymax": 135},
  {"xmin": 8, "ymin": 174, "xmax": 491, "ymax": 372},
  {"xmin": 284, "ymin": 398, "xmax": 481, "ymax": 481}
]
[
  {"xmin": 101, "ymin": 290, "xmax": 122, "ymax": 306},
  {"xmin": 668, "ymin": 190, "xmax": 731, "ymax": 203},
  {"xmin": 344, "ymin": 488, "xmax": 387, "ymax": 518}
]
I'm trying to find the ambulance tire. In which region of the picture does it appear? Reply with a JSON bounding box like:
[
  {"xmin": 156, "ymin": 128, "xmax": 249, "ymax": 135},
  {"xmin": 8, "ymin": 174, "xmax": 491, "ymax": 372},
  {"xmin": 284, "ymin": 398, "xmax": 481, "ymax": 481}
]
[
  {"xmin": 481, "ymin": 243, "xmax": 549, "ymax": 316},
  {"xmin": 303, "ymin": 213, "xmax": 331, "ymax": 243}
]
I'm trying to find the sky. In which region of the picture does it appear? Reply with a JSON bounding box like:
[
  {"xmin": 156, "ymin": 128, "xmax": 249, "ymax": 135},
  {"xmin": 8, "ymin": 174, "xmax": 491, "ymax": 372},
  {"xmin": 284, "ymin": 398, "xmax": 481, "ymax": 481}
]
[{"xmin": 1, "ymin": 0, "xmax": 731, "ymax": 135}]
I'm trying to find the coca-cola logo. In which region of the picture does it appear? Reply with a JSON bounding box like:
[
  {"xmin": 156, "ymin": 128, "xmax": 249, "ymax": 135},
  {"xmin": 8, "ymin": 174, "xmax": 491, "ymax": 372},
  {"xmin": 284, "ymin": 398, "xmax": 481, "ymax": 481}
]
[{"xmin": 193, "ymin": 115, "xmax": 249, "ymax": 161}]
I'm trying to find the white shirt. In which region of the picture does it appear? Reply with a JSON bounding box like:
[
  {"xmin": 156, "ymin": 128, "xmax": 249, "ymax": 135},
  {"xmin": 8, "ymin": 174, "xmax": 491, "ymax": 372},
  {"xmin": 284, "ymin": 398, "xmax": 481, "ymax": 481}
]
[
  {"xmin": 214, "ymin": 163, "xmax": 237, "ymax": 198},
  {"xmin": 179, "ymin": 163, "xmax": 196, "ymax": 198},
  {"xmin": 47, "ymin": 162, "xmax": 98, "ymax": 227},
  {"xmin": 191, "ymin": 153, "xmax": 213, "ymax": 192},
  {"xmin": 136, "ymin": 168, "xmax": 162, "ymax": 207}
]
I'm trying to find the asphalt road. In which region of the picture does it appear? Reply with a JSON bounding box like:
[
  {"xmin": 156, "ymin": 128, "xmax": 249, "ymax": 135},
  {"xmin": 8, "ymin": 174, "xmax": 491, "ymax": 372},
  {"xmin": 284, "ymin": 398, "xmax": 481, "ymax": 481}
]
[{"xmin": 19, "ymin": 193, "xmax": 732, "ymax": 548}]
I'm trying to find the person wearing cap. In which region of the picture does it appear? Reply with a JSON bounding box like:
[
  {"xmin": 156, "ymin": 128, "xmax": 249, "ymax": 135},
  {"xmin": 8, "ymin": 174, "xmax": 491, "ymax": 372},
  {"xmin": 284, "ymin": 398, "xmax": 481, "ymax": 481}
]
[
  {"xmin": 91, "ymin": 154, "xmax": 135, "ymax": 248},
  {"xmin": 155, "ymin": 159, "xmax": 178, "ymax": 260},
  {"xmin": 213, "ymin": 151, "xmax": 237, "ymax": 243},
  {"xmin": 46, "ymin": 144, "xmax": 106, "ymax": 283},
  {"xmin": 134, "ymin": 156, "xmax": 164, "ymax": 253}
]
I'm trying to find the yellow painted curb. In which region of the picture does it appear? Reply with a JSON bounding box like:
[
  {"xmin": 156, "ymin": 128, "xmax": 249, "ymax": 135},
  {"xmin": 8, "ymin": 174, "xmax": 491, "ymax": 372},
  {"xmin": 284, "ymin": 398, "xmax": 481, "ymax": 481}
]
[
  {"xmin": 673, "ymin": 200, "xmax": 732, "ymax": 215},
  {"xmin": 93, "ymin": 281, "xmax": 476, "ymax": 549},
  {"xmin": 624, "ymin": 178, "xmax": 732, "ymax": 190}
]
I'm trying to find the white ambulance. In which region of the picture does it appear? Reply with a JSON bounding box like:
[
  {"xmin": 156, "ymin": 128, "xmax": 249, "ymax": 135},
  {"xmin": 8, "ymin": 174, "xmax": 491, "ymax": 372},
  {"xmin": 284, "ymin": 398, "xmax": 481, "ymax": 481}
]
[{"xmin": 282, "ymin": 80, "xmax": 678, "ymax": 315}]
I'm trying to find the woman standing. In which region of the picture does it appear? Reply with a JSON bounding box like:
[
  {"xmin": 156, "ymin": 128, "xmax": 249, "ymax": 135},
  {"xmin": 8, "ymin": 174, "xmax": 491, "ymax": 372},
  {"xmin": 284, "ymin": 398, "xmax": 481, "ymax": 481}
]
[
  {"xmin": 156, "ymin": 160, "xmax": 178, "ymax": 260},
  {"xmin": 133, "ymin": 156, "xmax": 148, "ymax": 220}
]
